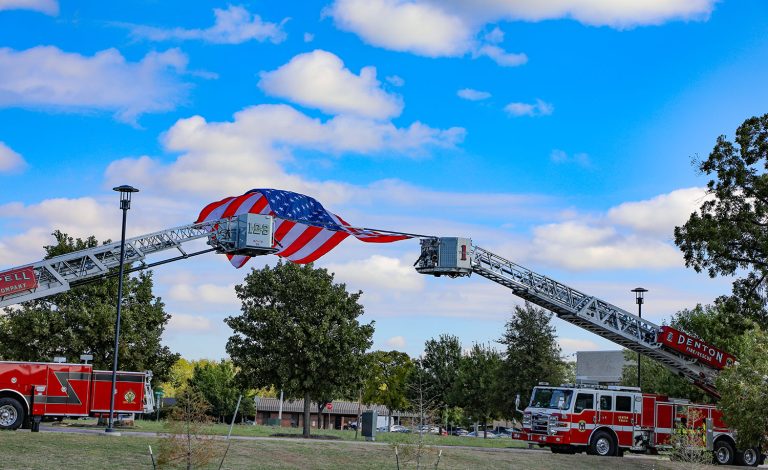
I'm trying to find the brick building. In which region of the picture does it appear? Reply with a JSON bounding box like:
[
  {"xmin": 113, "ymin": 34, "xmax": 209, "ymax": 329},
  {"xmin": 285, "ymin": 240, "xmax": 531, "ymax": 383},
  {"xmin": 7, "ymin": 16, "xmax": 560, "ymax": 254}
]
[{"xmin": 253, "ymin": 397, "xmax": 415, "ymax": 430}]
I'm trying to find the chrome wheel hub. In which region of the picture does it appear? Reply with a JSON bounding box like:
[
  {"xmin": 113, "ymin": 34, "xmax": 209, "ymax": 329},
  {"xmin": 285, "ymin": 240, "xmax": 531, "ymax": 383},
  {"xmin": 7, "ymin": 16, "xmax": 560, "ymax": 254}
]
[
  {"xmin": 0, "ymin": 404, "xmax": 17, "ymax": 427},
  {"xmin": 596, "ymin": 437, "xmax": 611, "ymax": 455}
]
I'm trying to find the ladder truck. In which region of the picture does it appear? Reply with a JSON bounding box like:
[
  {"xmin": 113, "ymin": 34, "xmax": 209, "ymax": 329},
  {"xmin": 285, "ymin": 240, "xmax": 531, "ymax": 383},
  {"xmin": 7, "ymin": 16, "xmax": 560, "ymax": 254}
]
[
  {"xmin": 0, "ymin": 213, "xmax": 277, "ymax": 431},
  {"xmin": 414, "ymin": 237, "xmax": 761, "ymax": 466}
]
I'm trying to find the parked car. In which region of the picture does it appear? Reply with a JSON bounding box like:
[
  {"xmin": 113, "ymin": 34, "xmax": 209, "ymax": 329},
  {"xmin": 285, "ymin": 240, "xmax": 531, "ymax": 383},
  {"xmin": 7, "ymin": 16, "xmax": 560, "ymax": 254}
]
[
  {"xmin": 390, "ymin": 424, "xmax": 407, "ymax": 433},
  {"xmin": 466, "ymin": 431, "xmax": 499, "ymax": 438},
  {"xmin": 451, "ymin": 427, "xmax": 468, "ymax": 436}
]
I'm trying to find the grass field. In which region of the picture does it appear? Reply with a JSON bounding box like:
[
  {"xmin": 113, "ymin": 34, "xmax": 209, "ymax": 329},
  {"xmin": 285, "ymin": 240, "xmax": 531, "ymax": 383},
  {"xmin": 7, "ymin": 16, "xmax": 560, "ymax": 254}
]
[
  {"xmin": 55, "ymin": 418, "xmax": 528, "ymax": 449},
  {"xmin": 0, "ymin": 430, "xmax": 693, "ymax": 469}
]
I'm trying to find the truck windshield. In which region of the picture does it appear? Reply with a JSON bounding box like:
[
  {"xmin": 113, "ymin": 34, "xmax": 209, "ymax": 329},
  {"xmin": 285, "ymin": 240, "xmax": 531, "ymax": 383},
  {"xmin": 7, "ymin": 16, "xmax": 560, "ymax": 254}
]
[{"xmin": 529, "ymin": 388, "xmax": 574, "ymax": 410}]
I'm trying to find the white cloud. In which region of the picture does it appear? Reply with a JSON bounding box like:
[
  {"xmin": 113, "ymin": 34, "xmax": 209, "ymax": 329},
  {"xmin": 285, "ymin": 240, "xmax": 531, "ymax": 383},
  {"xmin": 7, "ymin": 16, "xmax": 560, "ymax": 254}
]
[
  {"xmin": 0, "ymin": 46, "xmax": 190, "ymax": 123},
  {"xmin": 105, "ymin": 104, "xmax": 463, "ymax": 198},
  {"xmin": 304, "ymin": 32, "xmax": 315, "ymax": 42},
  {"xmin": 327, "ymin": 0, "xmax": 474, "ymax": 57},
  {"xmin": 607, "ymin": 187, "xmax": 709, "ymax": 236},
  {"xmin": 327, "ymin": 0, "xmax": 714, "ymax": 64},
  {"xmin": 386, "ymin": 75, "xmax": 405, "ymax": 87},
  {"xmin": 127, "ymin": 5, "xmax": 286, "ymax": 44},
  {"xmin": 475, "ymin": 44, "xmax": 527, "ymax": 67},
  {"xmin": 167, "ymin": 283, "xmax": 238, "ymax": 305},
  {"xmin": 550, "ymin": 149, "xmax": 590, "ymax": 167},
  {"xmin": 531, "ymin": 221, "xmax": 681, "ymax": 270},
  {"xmin": 441, "ymin": 0, "xmax": 716, "ymax": 28},
  {"xmin": 259, "ymin": 50, "xmax": 403, "ymax": 119},
  {"xmin": 385, "ymin": 335, "xmax": 407, "ymax": 349},
  {"xmin": 0, "ymin": 0, "xmax": 57, "ymax": 15},
  {"xmin": 457, "ymin": 88, "xmax": 491, "ymax": 101},
  {"xmin": 326, "ymin": 255, "xmax": 425, "ymax": 293},
  {"xmin": 168, "ymin": 313, "xmax": 213, "ymax": 333},
  {"xmin": 0, "ymin": 141, "xmax": 26, "ymax": 172},
  {"xmin": 559, "ymin": 337, "xmax": 600, "ymax": 355},
  {"xmin": 504, "ymin": 99, "xmax": 554, "ymax": 117}
]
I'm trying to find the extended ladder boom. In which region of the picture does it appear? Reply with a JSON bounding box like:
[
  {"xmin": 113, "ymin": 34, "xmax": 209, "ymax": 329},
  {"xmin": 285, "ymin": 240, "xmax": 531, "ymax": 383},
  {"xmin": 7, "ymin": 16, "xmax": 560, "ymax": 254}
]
[
  {"xmin": 0, "ymin": 214, "xmax": 277, "ymax": 308},
  {"xmin": 415, "ymin": 237, "xmax": 721, "ymax": 397}
]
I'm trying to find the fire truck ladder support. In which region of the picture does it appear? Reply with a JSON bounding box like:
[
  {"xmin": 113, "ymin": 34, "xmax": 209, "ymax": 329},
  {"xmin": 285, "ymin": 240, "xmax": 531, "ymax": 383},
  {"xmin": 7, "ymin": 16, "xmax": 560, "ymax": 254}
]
[
  {"xmin": 0, "ymin": 215, "xmax": 277, "ymax": 308},
  {"xmin": 415, "ymin": 238, "xmax": 720, "ymax": 397}
]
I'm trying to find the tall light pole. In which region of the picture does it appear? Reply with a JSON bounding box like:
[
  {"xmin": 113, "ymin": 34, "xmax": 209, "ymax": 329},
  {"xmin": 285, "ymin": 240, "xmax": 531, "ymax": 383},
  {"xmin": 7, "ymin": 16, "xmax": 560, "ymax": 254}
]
[
  {"xmin": 631, "ymin": 287, "xmax": 648, "ymax": 389},
  {"xmin": 106, "ymin": 185, "xmax": 139, "ymax": 433}
]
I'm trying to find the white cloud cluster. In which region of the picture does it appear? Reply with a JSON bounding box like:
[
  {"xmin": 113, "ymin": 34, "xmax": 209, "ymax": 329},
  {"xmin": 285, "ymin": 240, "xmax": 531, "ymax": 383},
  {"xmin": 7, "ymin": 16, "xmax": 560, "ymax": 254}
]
[
  {"xmin": 0, "ymin": 141, "xmax": 26, "ymax": 172},
  {"xmin": 607, "ymin": 187, "xmax": 710, "ymax": 236},
  {"xmin": 529, "ymin": 187, "xmax": 709, "ymax": 270},
  {"xmin": 128, "ymin": 5, "xmax": 286, "ymax": 44},
  {"xmin": 327, "ymin": 0, "xmax": 714, "ymax": 63},
  {"xmin": 0, "ymin": 0, "xmax": 57, "ymax": 15},
  {"xmin": 504, "ymin": 99, "xmax": 553, "ymax": 117},
  {"xmin": 326, "ymin": 255, "xmax": 425, "ymax": 293},
  {"xmin": 385, "ymin": 335, "xmax": 407, "ymax": 349},
  {"xmin": 0, "ymin": 46, "xmax": 190, "ymax": 123},
  {"xmin": 104, "ymin": 104, "xmax": 464, "ymax": 198},
  {"xmin": 259, "ymin": 50, "xmax": 403, "ymax": 119},
  {"xmin": 167, "ymin": 313, "xmax": 213, "ymax": 333},
  {"xmin": 457, "ymin": 88, "xmax": 491, "ymax": 101}
]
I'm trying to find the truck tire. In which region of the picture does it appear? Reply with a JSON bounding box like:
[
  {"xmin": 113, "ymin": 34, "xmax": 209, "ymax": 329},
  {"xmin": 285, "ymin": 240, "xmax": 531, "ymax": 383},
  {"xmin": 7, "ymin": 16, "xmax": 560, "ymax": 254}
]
[
  {"xmin": 713, "ymin": 439, "xmax": 735, "ymax": 465},
  {"xmin": 736, "ymin": 447, "xmax": 760, "ymax": 467},
  {"xmin": 0, "ymin": 397, "xmax": 25, "ymax": 430},
  {"xmin": 589, "ymin": 430, "xmax": 616, "ymax": 457}
]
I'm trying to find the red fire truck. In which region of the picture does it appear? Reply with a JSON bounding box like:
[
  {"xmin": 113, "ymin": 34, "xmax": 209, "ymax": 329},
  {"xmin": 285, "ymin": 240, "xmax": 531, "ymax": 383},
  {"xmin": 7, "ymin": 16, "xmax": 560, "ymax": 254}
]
[
  {"xmin": 509, "ymin": 383, "xmax": 761, "ymax": 466},
  {"xmin": 414, "ymin": 238, "xmax": 766, "ymax": 466},
  {"xmin": 0, "ymin": 360, "xmax": 153, "ymax": 431}
]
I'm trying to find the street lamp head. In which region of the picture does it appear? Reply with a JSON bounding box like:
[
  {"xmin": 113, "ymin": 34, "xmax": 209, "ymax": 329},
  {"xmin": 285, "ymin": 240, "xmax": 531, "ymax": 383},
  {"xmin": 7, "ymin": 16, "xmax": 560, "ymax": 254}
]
[
  {"xmin": 113, "ymin": 185, "xmax": 139, "ymax": 210},
  {"xmin": 631, "ymin": 287, "xmax": 648, "ymax": 304}
]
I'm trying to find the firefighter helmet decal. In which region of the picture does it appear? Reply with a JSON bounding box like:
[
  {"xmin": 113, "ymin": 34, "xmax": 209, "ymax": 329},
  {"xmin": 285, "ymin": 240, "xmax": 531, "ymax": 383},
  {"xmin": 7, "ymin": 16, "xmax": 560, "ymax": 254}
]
[{"xmin": 578, "ymin": 420, "xmax": 586, "ymax": 432}]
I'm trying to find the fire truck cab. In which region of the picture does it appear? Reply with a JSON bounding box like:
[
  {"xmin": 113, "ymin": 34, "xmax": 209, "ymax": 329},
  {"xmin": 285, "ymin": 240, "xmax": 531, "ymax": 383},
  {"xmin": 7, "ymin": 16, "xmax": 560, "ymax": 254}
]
[{"xmin": 510, "ymin": 384, "xmax": 763, "ymax": 466}]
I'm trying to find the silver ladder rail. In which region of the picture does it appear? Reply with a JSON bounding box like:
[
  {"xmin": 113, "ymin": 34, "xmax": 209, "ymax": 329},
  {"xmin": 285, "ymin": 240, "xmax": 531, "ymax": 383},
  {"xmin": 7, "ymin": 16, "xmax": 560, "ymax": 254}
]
[
  {"xmin": 414, "ymin": 238, "xmax": 720, "ymax": 396},
  {"xmin": 0, "ymin": 217, "xmax": 245, "ymax": 308}
]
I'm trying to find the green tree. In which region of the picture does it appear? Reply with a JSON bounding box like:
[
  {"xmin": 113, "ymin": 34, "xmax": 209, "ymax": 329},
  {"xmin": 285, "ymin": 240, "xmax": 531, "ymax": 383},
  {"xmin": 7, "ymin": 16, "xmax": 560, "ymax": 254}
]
[
  {"xmin": 0, "ymin": 231, "xmax": 178, "ymax": 381},
  {"xmin": 361, "ymin": 350, "xmax": 413, "ymax": 428},
  {"xmin": 716, "ymin": 327, "xmax": 768, "ymax": 450},
  {"xmin": 454, "ymin": 343, "xmax": 503, "ymax": 438},
  {"xmin": 161, "ymin": 357, "xmax": 195, "ymax": 398},
  {"xmin": 674, "ymin": 113, "xmax": 768, "ymax": 325},
  {"xmin": 188, "ymin": 359, "xmax": 254, "ymax": 423},
  {"xmin": 498, "ymin": 303, "xmax": 565, "ymax": 418},
  {"xmin": 225, "ymin": 261, "xmax": 374, "ymax": 437},
  {"xmin": 420, "ymin": 334, "xmax": 462, "ymax": 433}
]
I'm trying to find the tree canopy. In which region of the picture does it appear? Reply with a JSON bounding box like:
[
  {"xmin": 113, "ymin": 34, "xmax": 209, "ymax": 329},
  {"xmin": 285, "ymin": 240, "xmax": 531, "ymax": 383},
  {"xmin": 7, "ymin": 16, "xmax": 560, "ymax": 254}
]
[
  {"xmin": 361, "ymin": 350, "xmax": 413, "ymax": 426},
  {"xmin": 0, "ymin": 230, "xmax": 178, "ymax": 382},
  {"xmin": 225, "ymin": 261, "xmax": 374, "ymax": 437},
  {"xmin": 498, "ymin": 303, "xmax": 565, "ymax": 416},
  {"xmin": 453, "ymin": 343, "xmax": 503, "ymax": 437},
  {"xmin": 674, "ymin": 113, "xmax": 768, "ymax": 325}
]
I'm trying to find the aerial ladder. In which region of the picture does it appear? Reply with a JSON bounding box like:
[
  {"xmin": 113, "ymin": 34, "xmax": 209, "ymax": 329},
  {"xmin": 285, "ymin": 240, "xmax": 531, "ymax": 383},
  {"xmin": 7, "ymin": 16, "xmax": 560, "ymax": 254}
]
[
  {"xmin": 0, "ymin": 213, "xmax": 277, "ymax": 308},
  {"xmin": 414, "ymin": 237, "xmax": 733, "ymax": 398}
]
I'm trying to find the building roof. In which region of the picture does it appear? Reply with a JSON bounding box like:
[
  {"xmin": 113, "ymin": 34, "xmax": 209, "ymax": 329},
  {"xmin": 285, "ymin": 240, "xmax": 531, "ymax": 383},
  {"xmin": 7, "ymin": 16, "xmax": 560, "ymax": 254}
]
[{"xmin": 253, "ymin": 397, "xmax": 416, "ymax": 417}]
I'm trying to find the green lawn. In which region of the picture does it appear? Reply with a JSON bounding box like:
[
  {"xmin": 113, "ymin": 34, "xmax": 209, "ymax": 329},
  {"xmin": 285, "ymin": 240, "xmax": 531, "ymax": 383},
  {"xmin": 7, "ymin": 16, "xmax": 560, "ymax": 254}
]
[
  {"xmin": 56, "ymin": 418, "xmax": 527, "ymax": 449},
  {"xmin": 0, "ymin": 431, "xmax": 693, "ymax": 469}
]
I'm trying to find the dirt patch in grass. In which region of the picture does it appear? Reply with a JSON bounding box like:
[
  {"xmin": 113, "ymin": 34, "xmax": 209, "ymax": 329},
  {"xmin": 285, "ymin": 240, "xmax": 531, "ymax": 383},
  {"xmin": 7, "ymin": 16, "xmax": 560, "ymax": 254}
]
[{"xmin": 270, "ymin": 433, "xmax": 341, "ymax": 440}]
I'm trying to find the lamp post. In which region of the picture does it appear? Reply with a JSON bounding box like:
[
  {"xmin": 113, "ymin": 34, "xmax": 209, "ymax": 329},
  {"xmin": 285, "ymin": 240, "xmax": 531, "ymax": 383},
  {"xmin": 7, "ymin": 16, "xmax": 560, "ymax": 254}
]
[
  {"xmin": 106, "ymin": 185, "xmax": 139, "ymax": 433},
  {"xmin": 631, "ymin": 287, "xmax": 648, "ymax": 389}
]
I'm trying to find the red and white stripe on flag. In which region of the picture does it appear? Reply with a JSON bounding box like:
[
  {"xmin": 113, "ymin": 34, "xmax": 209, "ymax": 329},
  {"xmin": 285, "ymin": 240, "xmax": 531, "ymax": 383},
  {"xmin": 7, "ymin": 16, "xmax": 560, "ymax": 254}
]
[{"xmin": 196, "ymin": 190, "xmax": 410, "ymax": 267}]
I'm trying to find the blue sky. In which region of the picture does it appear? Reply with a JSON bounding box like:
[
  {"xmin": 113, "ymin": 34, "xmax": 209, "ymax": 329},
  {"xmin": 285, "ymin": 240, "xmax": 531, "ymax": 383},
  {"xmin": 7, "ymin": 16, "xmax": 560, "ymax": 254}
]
[{"xmin": 1, "ymin": 0, "xmax": 766, "ymax": 360}]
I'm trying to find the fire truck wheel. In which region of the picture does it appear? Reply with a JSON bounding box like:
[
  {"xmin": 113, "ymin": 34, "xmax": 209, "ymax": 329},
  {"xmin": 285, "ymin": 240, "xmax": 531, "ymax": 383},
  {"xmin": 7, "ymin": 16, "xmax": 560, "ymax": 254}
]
[
  {"xmin": 736, "ymin": 447, "xmax": 760, "ymax": 467},
  {"xmin": 713, "ymin": 439, "xmax": 735, "ymax": 465},
  {"xmin": 589, "ymin": 430, "xmax": 617, "ymax": 457},
  {"xmin": 0, "ymin": 397, "xmax": 25, "ymax": 430}
]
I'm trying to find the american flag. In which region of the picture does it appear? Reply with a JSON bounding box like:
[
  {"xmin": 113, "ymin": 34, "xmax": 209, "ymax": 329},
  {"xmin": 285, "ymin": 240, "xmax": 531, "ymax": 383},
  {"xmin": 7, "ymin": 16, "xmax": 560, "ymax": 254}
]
[{"xmin": 196, "ymin": 189, "xmax": 411, "ymax": 267}]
